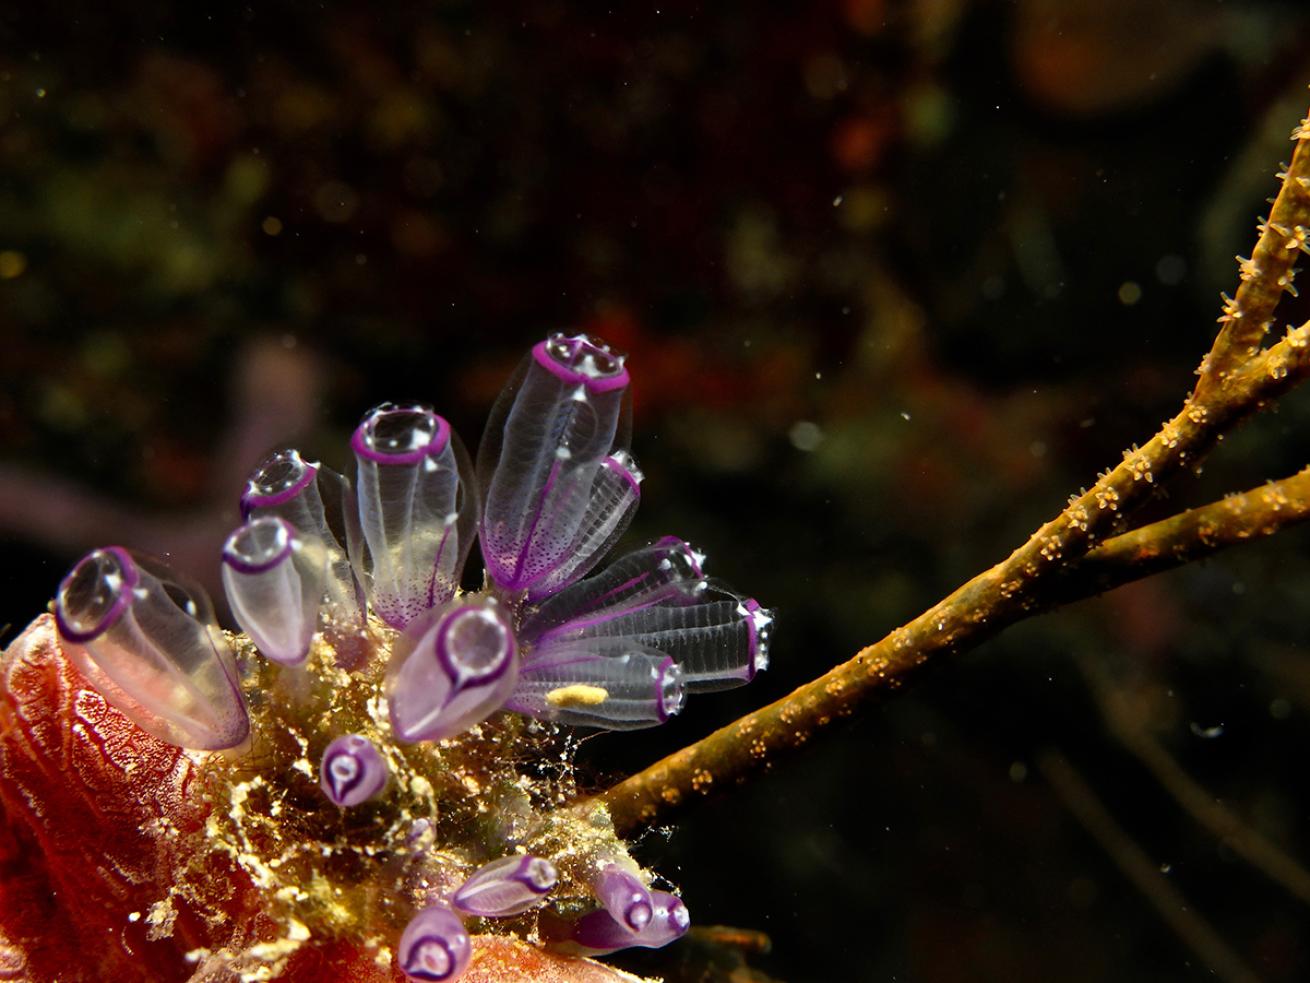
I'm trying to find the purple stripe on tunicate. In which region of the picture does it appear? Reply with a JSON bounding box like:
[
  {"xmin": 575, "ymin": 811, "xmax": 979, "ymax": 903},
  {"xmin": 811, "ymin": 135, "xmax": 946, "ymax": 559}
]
[
  {"xmin": 326, "ymin": 754, "xmax": 363, "ymax": 802},
  {"xmin": 655, "ymin": 656, "xmax": 676, "ymax": 723},
  {"xmin": 743, "ymin": 598, "xmax": 761, "ymax": 681},
  {"xmin": 431, "ymin": 607, "xmax": 462, "ymax": 684},
  {"xmin": 239, "ymin": 457, "xmax": 318, "ymax": 517},
  {"xmin": 519, "ymin": 553, "xmax": 583, "ymax": 599},
  {"xmin": 532, "ymin": 340, "xmax": 631, "ymax": 393},
  {"xmin": 55, "ymin": 546, "xmax": 140, "ymax": 643},
  {"xmin": 506, "ymin": 457, "xmax": 562, "ymax": 588},
  {"xmin": 221, "ymin": 518, "xmax": 295, "ymax": 575},
  {"xmin": 602, "ymin": 454, "xmax": 642, "ymax": 496},
  {"xmin": 423, "ymin": 523, "xmax": 454, "ymax": 612},
  {"xmin": 350, "ymin": 409, "xmax": 451, "ymax": 465},
  {"xmin": 590, "ymin": 571, "xmax": 652, "ymax": 607},
  {"xmin": 532, "ymin": 583, "xmax": 687, "ymax": 645}
]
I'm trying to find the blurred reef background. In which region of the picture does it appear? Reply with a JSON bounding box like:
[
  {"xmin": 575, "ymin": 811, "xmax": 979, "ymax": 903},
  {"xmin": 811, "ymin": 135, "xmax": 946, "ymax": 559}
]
[{"xmin": 4, "ymin": 1, "xmax": 1310, "ymax": 980}]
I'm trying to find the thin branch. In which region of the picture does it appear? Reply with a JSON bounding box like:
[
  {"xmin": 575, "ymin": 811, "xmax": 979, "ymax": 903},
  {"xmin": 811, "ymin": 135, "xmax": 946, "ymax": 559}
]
[
  {"xmin": 600, "ymin": 104, "xmax": 1310, "ymax": 834},
  {"xmin": 1198, "ymin": 109, "xmax": 1310, "ymax": 397},
  {"xmin": 1036, "ymin": 750, "xmax": 1265, "ymax": 983},
  {"xmin": 1077, "ymin": 654, "xmax": 1310, "ymax": 907},
  {"xmin": 1048, "ymin": 465, "xmax": 1310, "ymax": 604}
]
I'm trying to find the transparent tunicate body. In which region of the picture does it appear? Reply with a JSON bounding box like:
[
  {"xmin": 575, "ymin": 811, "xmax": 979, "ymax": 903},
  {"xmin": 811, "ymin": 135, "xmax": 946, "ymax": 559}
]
[
  {"xmin": 477, "ymin": 334, "xmax": 638, "ymax": 600},
  {"xmin": 221, "ymin": 516, "xmax": 322, "ymax": 666},
  {"xmin": 241, "ymin": 448, "xmax": 363, "ymax": 630},
  {"xmin": 387, "ymin": 600, "xmax": 519, "ymax": 742},
  {"xmin": 451, "ymin": 855, "xmax": 558, "ymax": 918},
  {"xmin": 507, "ymin": 643, "xmax": 684, "ymax": 729},
  {"xmin": 320, "ymin": 733, "xmax": 389, "ymax": 807},
  {"xmin": 516, "ymin": 536, "xmax": 774, "ymax": 700},
  {"xmin": 593, "ymin": 865, "xmax": 653, "ymax": 934},
  {"xmin": 397, "ymin": 903, "xmax": 471, "ymax": 982},
  {"xmin": 54, "ymin": 547, "xmax": 249, "ymax": 750},
  {"xmin": 351, "ymin": 404, "xmax": 477, "ymax": 629},
  {"xmin": 571, "ymin": 889, "xmax": 690, "ymax": 953},
  {"xmin": 520, "ymin": 536, "xmax": 707, "ymax": 641}
]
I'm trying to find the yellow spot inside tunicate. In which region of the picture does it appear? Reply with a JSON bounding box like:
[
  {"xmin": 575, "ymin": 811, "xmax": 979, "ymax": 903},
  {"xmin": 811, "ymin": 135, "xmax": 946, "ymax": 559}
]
[
  {"xmin": 0, "ymin": 251, "xmax": 27, "ymax": 279},
  {"xmin": 262, "ymin": 216, "xmax": 284, "ymax": 236},
  {"xmin": 546, "ymin": 684, "xmax": 609, "ymax": 708},
  {"xmin": 1117, "ymin": 281, "xmax": 1142, "ymax": 305}
]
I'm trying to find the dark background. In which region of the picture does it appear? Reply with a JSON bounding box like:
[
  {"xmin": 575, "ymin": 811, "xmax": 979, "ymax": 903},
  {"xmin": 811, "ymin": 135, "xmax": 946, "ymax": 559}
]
[{"xmin": 3, "ymin": 1, "xmax": 1310, "ymax": 980}]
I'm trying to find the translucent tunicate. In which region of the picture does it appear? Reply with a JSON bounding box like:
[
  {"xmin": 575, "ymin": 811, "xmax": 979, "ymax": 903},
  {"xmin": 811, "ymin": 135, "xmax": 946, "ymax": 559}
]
[
  {"xmin": 592, "ymin": 865, "xmax": 653, "ymax": 934},
  {"xmin": 521, "ymin": 538, "xmax": 771, "ymax": 692},
  {"xmin": 537, "ymin": 587, "xmax": 772, "ymax": 692},
  {"xmin": 519, "ymin": 537, "xmax": 707, "ymax": 643},
  {"xmin": 221, "ymin": 516, "xmax": 322, "ymax": 666},
  {"xmin": 477, "ymin": 333, "xmax": 635, "ymax": 598},
  {"xmin": 387, "ymin": 600, "xmax": 519, "ymax": 742},
  {"xmin": 54, "ymin": 547, "xmax": 249, "ymax": 750},
  {"xmin": 397, "ymin": 903, "xmax": 470, "ymax": 981},
  {"xmin": 451, "ymin": 854, "xmax": 557, "ymax": 917},
  {"xmin": 351, "ymin": 404, "xmax": 477, "ymax": 629},
  {"xmin": 507, "ymin": 641, "xmax": 684, "ymax": 729},
  {"xmin": 570, "ymin": 889, "xmax": 690, "ymax": 953},
  {"xmin": 241, "ymin": 448, "xmax": 364, "ymax": 631},
  {"xmin": 320, "ymin": 733, "xmax": 389, "ymax": 807}
]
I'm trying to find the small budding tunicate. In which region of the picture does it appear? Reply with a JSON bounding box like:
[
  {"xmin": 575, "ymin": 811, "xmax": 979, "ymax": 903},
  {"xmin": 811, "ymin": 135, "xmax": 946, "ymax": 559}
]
[
  {"xmin": 593, "ymin": 865, "xmax": 654, "ymax": 934},
  {"xmin": 571, "ymin": 889, "xmax": 690, "ymax": 954},
  {"xmin": 451, "ymin": 854, "xmax": 558, "ymax": 917},
  {"xmin": 320, "ymin": 733, "xmax": 389, "ymax": 807},
  {"xmin": 221, "ymin": 516, "xmax": 322, "ymax": 666},
  {"xmin": 398, "ymin": 903, "xmax": 471, "ymax": 981}
]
